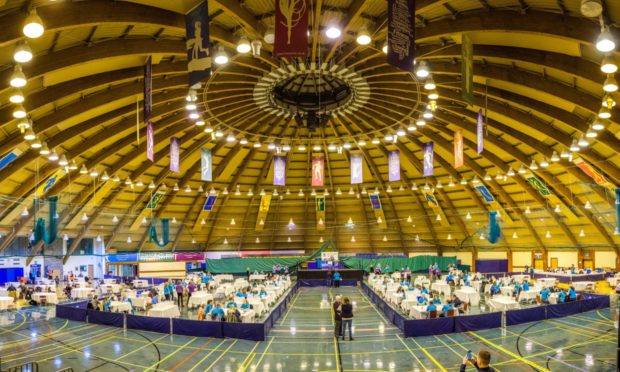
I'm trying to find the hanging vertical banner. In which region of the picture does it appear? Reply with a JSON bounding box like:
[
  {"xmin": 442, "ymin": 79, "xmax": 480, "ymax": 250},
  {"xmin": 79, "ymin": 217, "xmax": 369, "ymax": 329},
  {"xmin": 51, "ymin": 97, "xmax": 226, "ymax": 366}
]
[
  {"xmin": 477, "ymin": 110, "xmax": 484, "ymax": 154},
  {"xmin": 615, "ymin": 188, "xmax": 620, "ymax": 235},
  {"xmin": 143, "ymin": 56, "xmax": 152, "ymax": 122},
  {"xmin": 475, "ymin": 185, "xmax": 495, "ymax": 203},
  {"xmin": 274, "ymin": 0, "xmax": 309, "ymax": 57},
  {"xmin": 316, "ymin": 195, "xmax": 326, "ymax": 231},
  {"xmin": 146, "ymin": 121, "xmax": 154, "ymax": 162},
  {"xmin": 0, "ymin": 148, "xmax": 23, "ymax": 171},
  {"xmin": 461, "ymin": 34, "xmax": 474, "ymax": 105},
  {"xmin": 350, "ymin": 153, "xmax": 363, "ymax": 184},
  {"xmin": 170, "ymin": 137, "xmax": 180, "ymax": 173},
  {"xmin": 369, "ymin": 194, "xmax": 388, "ymax": 229},
  {"xmin": 203, "ymin": 195, "xmax": 217, "ymax": 211},
  {"xmin": 387, "ymin": 0, "xmax": 415, "ymax": 72},
  {"xmin": 388, "ymin": 150, "xmax": 400, "ymax": 182},
  {"xmin": 423, "ymin": 142, "xmax": 434, "ymax": 176},
  {"xmin": 488, "ymin": 211, "xmax": 501, "ymax": 244},
  {"xmin": 146, "ymin": 191, "xmax": 166, "ymax": 209},
  {"xmin": 424, "ymin": 190, "xmax": 439, "ymax": 208},
  {"xmin": 201, "ymin": 148, "xmax": 212, "ymax": 181},
  {"xmin": 186, "ymin": 1, "xmax": 211, "ymax": 87},
  {"xmin": 312, "ymin": 155, "xmax": 324, "ymax": 187},
  {"xmin": 130, "ymin": 189, "xmax": 166, "ymax": 231},
  {"xmin": 454, "ymin": 129, "xmax": 464, "ymax": 168},
  {"xmin": 255, "ymin": 195, "xmax": 272, "ymax": 231},
  {"xmin": 273, "ymin": 155, "xmax": 286, "ymax": 186},
  {"xmin": 573, "ymin": 157, "xmax": 616, "ymax": 191},
  {"xmin": 526, "ymin": 174, "xmax": 552, "ymax": 197}
]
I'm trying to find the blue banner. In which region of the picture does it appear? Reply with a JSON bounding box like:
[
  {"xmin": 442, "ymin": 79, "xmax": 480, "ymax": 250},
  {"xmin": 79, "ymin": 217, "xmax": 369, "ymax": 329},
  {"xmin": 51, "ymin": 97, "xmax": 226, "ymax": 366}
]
[
  {"xmin": 201, "ymin": 148, "xmax": 212, "ymax": 181},
  {"xmin": 186, "ymin": 1, "xmax": 211, "ymax": 87},
  {"xmin": 107, "ymin": 253, "xmax": 139, "ymax": 262},
  {"xmin": 369, "ymin": 194, "xmax": 382, "ymax": 210},
  {"xmin": 0, "ymin": 150, "xmax": 20, "ymax": 171},
  {"xmin": 488, "ymin": 211, "xmax": 501, "ymax": 244},
  {"xmin": 203, "ymin": 195, "xmax": 217, "ymax": 211},
  {"xmin": 475, "ymin": 185, "xmax": 495, "ymax": 203}
]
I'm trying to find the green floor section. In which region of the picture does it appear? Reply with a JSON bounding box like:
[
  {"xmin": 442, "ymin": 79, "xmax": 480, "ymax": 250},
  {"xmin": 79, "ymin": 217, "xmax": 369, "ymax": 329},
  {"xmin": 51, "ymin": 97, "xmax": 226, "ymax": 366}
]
[{"xmin": 0, "ymin": 286, "xmax": 616, "ymax": 371}]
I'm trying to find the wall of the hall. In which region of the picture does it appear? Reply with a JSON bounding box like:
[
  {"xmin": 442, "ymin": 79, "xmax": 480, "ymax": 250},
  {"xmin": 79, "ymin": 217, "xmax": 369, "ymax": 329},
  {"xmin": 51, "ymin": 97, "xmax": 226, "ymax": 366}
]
[
  {"xmin": 547, "ymin": 251, "xmax": 578, "ymax": 268},
  {"xmin": 594, "ymin": 250, "xmax": 616, "ymax": 269},
  {"xmin": 477, "ymin": 251, "xmax": 507, "ymax": 260},
  {"xmin": 64, "ymin": 255, "xmax": 105, "ymax": 279},
  {"xmin": 512, "ymin": 251, "xmax": 531, "ymax": 271},
  {"xmin": 442, "ymin": 251, "xmax": 472, "ymax": 266},
  {"xmin": 408, "ymin": 251, "xmax": 438, "ymax": 258}
]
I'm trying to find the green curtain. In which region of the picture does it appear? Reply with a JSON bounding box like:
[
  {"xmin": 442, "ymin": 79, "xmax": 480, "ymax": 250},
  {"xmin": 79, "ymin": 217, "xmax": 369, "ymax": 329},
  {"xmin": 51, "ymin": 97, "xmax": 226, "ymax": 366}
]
[
  {"xmin": 340, "ymin": 255, "xmax": 457, "ymax": 272},
  {"xmin": 33, "ymin": 196, "xmax": 58, "ymax": 245},
  {"xmin": 149, "ymin": 218, "xmax": 170, "ymax": 247},
  {"xmin": 205, "ymin": 240, "xmax": 335, "ymax": 273}
]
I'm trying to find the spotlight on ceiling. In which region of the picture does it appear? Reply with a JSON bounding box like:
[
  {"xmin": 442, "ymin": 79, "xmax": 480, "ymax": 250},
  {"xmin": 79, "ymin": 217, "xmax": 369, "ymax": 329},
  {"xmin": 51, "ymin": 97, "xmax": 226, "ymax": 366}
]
[
  {"xmin": 601, "ymin": 54, "xmax": 618, "ymax": 74},
  {"xmin": 10, "ymin": 65, "xmax": 27, "ymax": 87},
  {"xmin": 325, "ymin": 25, "xmax": 342, "ymax": 39},
  {"xmin": 264, "ymin": 26, "xmax": 275, "ymax": 44},
  {"xmin": 22, "ymin": 10, "xmax": 45, "ymax": 39},
  {"xmin": 356, "ymin": 26, "xmax": 371, "ymax": 45},
  {"xmin": 214, "ymin": 46, "xmax": 229, "ymax": 65},
  {"xmin": 596, "ymin": 27, "xmax": 615, "ymax": 53},
  {"xmin": 13, "ymin": 42, "xmax": 33, "ymax": 63},
  {"xmin": 236, "ymin": 35, "xmax": 251, "ymax": 54},
  {"xmin": 580, "ymin": 0, "xmax": 603, "ymax": 18}
]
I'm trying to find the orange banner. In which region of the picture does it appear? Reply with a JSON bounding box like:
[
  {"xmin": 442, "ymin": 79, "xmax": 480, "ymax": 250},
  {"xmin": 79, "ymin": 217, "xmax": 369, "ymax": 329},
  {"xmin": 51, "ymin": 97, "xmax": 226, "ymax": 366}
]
[{"xmin": 454, "ymin": 129, "xmax": 463, "ymax": 168}]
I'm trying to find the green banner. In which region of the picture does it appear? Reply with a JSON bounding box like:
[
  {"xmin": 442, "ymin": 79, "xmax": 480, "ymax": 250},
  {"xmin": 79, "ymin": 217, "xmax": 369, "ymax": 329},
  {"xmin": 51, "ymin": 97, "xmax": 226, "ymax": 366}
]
[
  {"xmin": 340, "ymin": 255, "xmax": 456, "ymax": 273},
  {"xmin": 526, "ymin": 175, "xmax": 552, "ymax": 197}
]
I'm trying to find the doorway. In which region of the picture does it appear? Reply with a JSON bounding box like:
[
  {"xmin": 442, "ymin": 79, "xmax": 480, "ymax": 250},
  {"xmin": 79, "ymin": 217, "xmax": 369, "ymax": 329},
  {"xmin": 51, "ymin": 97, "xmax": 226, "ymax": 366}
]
[
  {"xmin": 534, "ymin": 259, "xmax": 544, "ymax": 270},
  {"xmin": 583, "ymin": 259, "xmax": 594, "ymax": 269},
  {"xmin": 550, "ymin": 257, "xmax": 558, "ymax": 269}
]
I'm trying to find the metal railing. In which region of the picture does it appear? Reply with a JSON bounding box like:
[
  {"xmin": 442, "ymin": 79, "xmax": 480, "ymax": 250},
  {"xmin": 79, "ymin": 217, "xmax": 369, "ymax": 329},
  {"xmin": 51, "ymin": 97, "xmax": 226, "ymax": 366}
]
[{"xmin": 1, "ymin": 361, "xmax": 39, "ymax": 372}]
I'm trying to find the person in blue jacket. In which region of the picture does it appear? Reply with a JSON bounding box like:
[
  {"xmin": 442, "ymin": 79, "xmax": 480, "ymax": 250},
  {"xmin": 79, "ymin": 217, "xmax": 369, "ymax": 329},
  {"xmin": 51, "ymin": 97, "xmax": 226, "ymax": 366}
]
[
  {"xmin": 211, "ymin": 303, "xmax": 225, "ymax": 320},
  {"xmin": 558, "ymin": 290, "xmax": 567, "ymax": 303},
  {"xmin": 568, "ymin": 286, "xmax": 577, "ymax": 301},
  {"xmin": 540, "ymin": 287, "xmax": 550, "ymax": 304},
  {"xmin": 522, "ymin": 281, "xmax": 530, "ymax": 292},
  {"xmin": 333, "ymin": 271, "xmax": 341, "ymax": 288},
  {"xmin": 426, "ymin": 303, "xmax": 437, "ymax": 318},
  {"xmin": 441, "ymin": 302, "xmax": 454, "ymax": 317}
]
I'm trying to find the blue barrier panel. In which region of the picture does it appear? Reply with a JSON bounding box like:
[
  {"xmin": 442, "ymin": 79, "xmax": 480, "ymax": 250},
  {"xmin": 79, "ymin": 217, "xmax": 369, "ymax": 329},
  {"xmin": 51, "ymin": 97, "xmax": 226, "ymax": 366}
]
[
  {"xmin": 404, "ymin": 317, "xmax": 454, "ymax": 337},
  {"xmin": 126, "ymin": 314, "xmax": 170, "ymax": 333},
  {"xmin": 88, "ymin": 310, "xmax": 123, "ymax": 327},
  {"xmin": 579, "ymin": 295, "xmax": 610, "ymax": 312},
  {"xmin": 393, "ymin": 312, "xmax": 407, "ymax": 332},
  {"xmin": 455, "ymin": 312, "xmax": 501, "ymax": 332},
  {"xmin": 298, "ymin": 279, "xmax": 357, "ymax": 287},
  {"xmin": 222, "ymin": 321, "xmax": 266, "ymax": 341},
  {"xmin": 506, "ymin": 306, "xmax": 546, "ymax": 326},
  {"xmin": 173, "ymin": 318, "xmax": 222, "ymax": 338},
  {"xmin": 547, "ymin": 301, "xmax": 580, "ymax": 319},
  {"xmin": 55, "ymin": 305, "xmax": 88, "ymax": 322}
]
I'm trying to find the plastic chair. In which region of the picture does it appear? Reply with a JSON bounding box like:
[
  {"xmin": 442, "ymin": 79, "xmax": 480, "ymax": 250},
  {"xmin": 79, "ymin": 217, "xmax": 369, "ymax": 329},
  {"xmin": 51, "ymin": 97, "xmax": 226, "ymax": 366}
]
[
  {"xmin": 447, "ymin": 309, "xmax": 456, "ymax": 317},
  {"xmin": 429, "ymin": 310, "xmax": 438, "ymax": 318},
  {"xmin": 536, "ymin": 294, "xmax": 542, "ymax": 305}
]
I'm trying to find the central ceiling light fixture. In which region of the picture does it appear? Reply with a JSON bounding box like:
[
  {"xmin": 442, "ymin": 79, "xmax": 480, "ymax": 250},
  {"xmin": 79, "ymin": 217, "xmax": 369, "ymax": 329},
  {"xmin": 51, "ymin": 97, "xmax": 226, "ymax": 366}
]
[
  {"xmin": 356, "ymin": 26, "xmax": 371, "ymax": 45},
  {"xmin": 325, "ymin": 25, "xmax": 342, "ymax": 39}
]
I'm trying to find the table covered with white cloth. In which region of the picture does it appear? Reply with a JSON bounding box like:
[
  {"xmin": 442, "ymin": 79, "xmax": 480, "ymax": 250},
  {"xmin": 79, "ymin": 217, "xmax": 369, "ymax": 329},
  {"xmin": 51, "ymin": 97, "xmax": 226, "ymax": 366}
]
[
  {"xmin": 148, "ymin": 302, "xmax": 180, "ymax": 318},
  {"xmin": 537, "ymin": 278, "xmax": 557, "ymax": 287},
  {"xmin": 500, "ymin": 286, "xmax": 514, "ymax": 297},
  {"xmin": 110, "ymin": 301, "xmax": 132, "ymax": 312},
  {"xmin": 71, "ymin": 281, "xmax": 90, "ymax": 288},
  {"xmin": 409, "ymin": 305, "xmax": 428, "ymax": 319},
  {"xmin": 188, "ymin": 291, "xmax": 213, "ymax": 308},
  {"xmin": 32, "ymin": 292, "xmax": 58, "ymax": 304},
  {"xmin": 517, "ymin": 290, "xmax": 539, "ymax": 302},
  {"xmin": 133, "ymin": 279, "xmax": 149, "ymax": 288},
  {"xmin": 240, "ymin": 309, "xmax": 256, "ymax": 323},
  {"xmin": 103, "ymin": 278, "xmax": 117, "ymax": 284},
  {"xmin": 129, "ymin": 296, "xmax": 150, "ymax": 310},
  {"xmin": 512, "ymin": 274, "xmax": 530, "ymax": 283},
  {"xmin": 214, "ymin": 274, "xmax": 234, "ymax": 283},
  {"xmin": 248, "ymin": 298, "xmax": 266, "ymax": 315},
  {"xmin": 454, "ymin": 287, "xmax": 480, "ymax": 306},
  {"xmin": 72, "ymin": 287, "xmax": 95, "ymax": 299},
  {"xmin": 414, "ymin": 276, "xmax": 430, "ymax": 287},
  {"xmin": 401, "ymin": 298, "xmax": 419, "ymax": 312},
  {"xmin": 0, "ymin": 296, "xmax": 14, "ymax": 310},
  {"xmin": 489, "ymin": 296, "xmax": 520, "ymax": 311},
  {"xmin": 99, "ymin": 284, "xmax": 121, "ymax": 294},
  {"xmin": 572, "ymin": 281, "xmax": 595, "ymax": 291},
  {"xmin": 431, "ymin": 281, "xmax": 451, "ymax": 296},
  {"xmin": 249, "ymin": 274, "xmax": 266, "ymax": 281},
  {"xmin": 216, "ymin": 284, "xmax": 235, "ymax": 296}
]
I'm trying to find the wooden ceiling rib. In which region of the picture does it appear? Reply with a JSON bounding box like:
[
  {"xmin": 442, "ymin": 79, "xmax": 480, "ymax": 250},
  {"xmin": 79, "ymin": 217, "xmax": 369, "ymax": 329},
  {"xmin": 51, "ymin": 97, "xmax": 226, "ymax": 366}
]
[{"xmin": 0, "ymin": 0, "xmax": 617, "ymax": 256}]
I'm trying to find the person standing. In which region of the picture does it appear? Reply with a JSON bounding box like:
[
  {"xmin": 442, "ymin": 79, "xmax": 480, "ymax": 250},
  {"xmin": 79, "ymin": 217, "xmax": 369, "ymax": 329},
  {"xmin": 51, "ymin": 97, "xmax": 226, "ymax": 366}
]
[
  {"xmin": 333, "ymin": 295, "xmax": 342, "ymax": 337},
  {"xmin": 163, "ymin": 280, "xmax": 172, "ymax": 301},
  {"xmin": 246, "ymin": 267, "xmax": 251, "ymax": 280},
  {"xmin": 175, "ymin": 280, "xmax": 184, "ymax": 308},
  {"xmin": 326, "ymin": 270, "xmax": 333, "ymax": 287},
  {"xmin": 333, "ymin": 270, "xmax": 341, "ymax": 288},
  {"xmin": 460, "ymin": 350, "xmax": 495, "ymax": 371},
  {"xmin": 341, "ymin": 297, "xmax": 354, "ymax": 340}
]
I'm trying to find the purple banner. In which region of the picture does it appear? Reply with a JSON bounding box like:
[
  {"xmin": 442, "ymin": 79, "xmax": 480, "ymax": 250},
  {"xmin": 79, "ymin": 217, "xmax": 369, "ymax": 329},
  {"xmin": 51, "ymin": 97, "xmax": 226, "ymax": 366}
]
[
  {"xmin": 273, "ymin": 155, "xmax": 286, "ymax": 186},
  {"xmin": 175, "ymin": 252, "xmax": 205, "ymax": 261},
  {"xmin": 388, "ymin": 150, "xmax": 400, "ymax": 182},
  {"xmin": 423, "ymin": 142, "xmax": 434, "ymax": 176},
  {"xmin": 170, "ymin": 137, "xmax": 180, "ymax": 172},
  {"xmin": 146, "ymin": 121, "xmax": 154, "ymax": 162},
  {"xmin": 387, "ymin": 0, "xmax": 415, "ymax": 72},
  {"xmin": 144, "ymin": 56, "xmax": 152, "ymax": 122},
  {"xmin": 477, "ymin": 109, "xmax": 484, "ymax": 154},
  {"xmin": 350, "ymin": 153, "xmax": 363, "ymax": 184}
]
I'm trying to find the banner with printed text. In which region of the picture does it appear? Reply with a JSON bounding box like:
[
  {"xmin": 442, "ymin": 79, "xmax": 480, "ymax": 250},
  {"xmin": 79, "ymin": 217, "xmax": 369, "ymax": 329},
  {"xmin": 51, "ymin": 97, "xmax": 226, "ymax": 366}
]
[
  {"xmin": 311, "ymin": 155, "xmax": 324, "ymax": 186},
  {"xmin": 273, "ymin": 155, "xmax": 286, "ymax": 186},
  {"xmin": 0, "ymin": 148, "xmax": 22, "ymax": 171},
  {"xmin": 201, "ymin": 148, "xmax": 212, "ymax": 181},
  {"xmin": 387, "ymin": 0, "xmax": 415, "ymax": 72},
  {"xmin": 454, "ymin": 129, "xmax": 463, "ymax": 168},
  {"xmin": 203, "ymin": 195, "xmax": 217, "ymax": 211},
  {"xmin": 35, "ymin": 169, "xmax": 65, "ymax": 195},
  {"xmin": 146, "ymin": 191, "xmax": 165, "ymax": 209},
  {"xmin": 475, "ymin": 185, "xmax": 495, "ymax": 203},
  {"xmin": 274, "ymin": 0, "xmax": 309, "ymax": 57},
  {"xmin": 186, "ymin": 1, "xmax": 211, "ymax": 86},
  {"xmin": 526, "ymin": 175, "xmax": 552, "ymax": 197},
  {"xmin": 369, "ymin": 194, "xmax": 387, "ymax": 228},
  {"xmin": 170, "ymin": 137, "xmax": 180, "ymax": 172},
  {"xmin": 423, "ymin": 142, "xmax": 434, "ymax": 176},
  {"xmin": 388, "ymin": 150, "xmax": 400, "ymax": 182},
  {"xmin": 350, "ymin": 153, "xmax": 363, "ymax": 184}
]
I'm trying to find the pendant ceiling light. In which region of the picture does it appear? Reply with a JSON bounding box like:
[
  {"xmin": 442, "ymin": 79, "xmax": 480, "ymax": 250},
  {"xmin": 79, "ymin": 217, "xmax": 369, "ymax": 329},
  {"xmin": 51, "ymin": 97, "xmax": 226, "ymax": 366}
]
[
  {"xmin": 13, "ymin": 42, "xmax": 33, "ymax": 63},
  {"xmin": 415, "ymin": 60, "xmax": 430, "ymax": 78},
  {"xmin": 213, "ymin": 46, "xmax": 229, "ymax": 65},
  {"xmin": 596, "ymin": 27, "xmax": 615, "ymax": 52},
  {"xmin": 48, "ymin": 149, "xmax": 59, "ymax": 161},
  {"xmin": 22, "ymin": 10, "xmax": 45, "ymax": 39},
  {"xmin": 382, "ymin": 41, "xmax": 388, "ymax": 54},
  {"xmin": 10, "ymin": 65, "xmax": 27, "ymax": 87},
  {"xmin": 12, "ymin": 105, "xmax": 27, "ymax": 119},
  {"xmin": 601, "ymin": 54, "xmax": 618, "ymax": 73},
  {"xmin": 325, "ymin": 25, "xmax": 342, "ymax": 39},
  {"xmin": 603, "ymin": 74, "xmax": 618, "ymax": 92},
  {"xmin": 236, "ymin": 35, "xmax": 251, "ymax": 53},
  {"xmin": 9, "ymin": 88, "xmax": 25, "ymax": 104},
  {"xmin": 424, "ymin": 75, "xmax": 436, "ymax": 90},
  {"xmin": 356, "ymin": 26, "xmax": 371, "ymax": 45}
]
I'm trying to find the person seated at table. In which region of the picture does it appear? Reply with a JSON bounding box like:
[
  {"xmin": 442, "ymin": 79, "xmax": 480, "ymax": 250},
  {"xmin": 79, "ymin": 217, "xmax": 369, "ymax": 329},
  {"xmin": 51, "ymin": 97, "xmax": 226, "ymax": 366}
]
[
  {"xmin": 151, "ymin": 293, "xmax": 158, "ymax": 306},
  {"xmin": 432, "ymin": 294, "xmax": 441, "ymax": 305},
  {"xmin": 490, "ymin": 282, "xmax": 500, "ymax": 296},
  {"xmin": 259, "ymin": 288, "xmax": 267, "ymax": 297},
  {"xmin": 205, "ymin": 299, "xmax": 214, "ymax": 314},
  {"xmin": 540, "ymin": 287, "xmax": 550, "ymax": 304},
  {"xmin": 426, "ymin": 303, "xmax": 437, "ymax": 318},
  {"xmin": 440, "ymin": 301, "xmax": 454, "ymax": 317},
  {"xmin": 512, "ymin": 283, "xmax": 521, "ymax": 298},
  {"xmin": 197, "ymin": 305, "xmax": 206, "ymax": 320},
  {"xmin": 226, "ymin": 297, "xmax": 238, "ymax": 309},
  {"xmin": 446, "ymin": 273, "xmax": 455, "ymax": 286},
  {"xmin": 420, "ymin": 286, "xmax": 429, "ymax": 295},
  {"xmin": 87, "ymin": 295, "xmax": 97, "ymax": 310},
  {"xmin": 568, "ymin": 286, "xmax": 577, "ymax": 301},
  {"xmin": 452, "ymin": 294, "xmax": 464, "ymax": 313},
  {"xmin": 102, "ymin": 297, "xmax": 112, "ymax": 312},
  {"xmin": 241, "ymin": 299, "xmax": 253, "ymax": 310},
  {"xmin": 418, "ymin": 294, "xmax": 429, "ymax": 305},
  {"xmin": 396, "ymin": 286, "xmax": 405, "ymax": 294},
  {"xmin": 236, "ymin": 289, "xmax": 246, "ymax": 297},
  {"xmin": 211, "ymin": 303, "xmax": 225, "ymax": 320},
  {"xmin": 225, "ymin": 307, "xmax": 241, "ymax": 322},
  {"xmin": 558, "ymin": 289, "xmax": 567, "ymax": 303},
  {"xmin": 522, "ymin": 281, "xmax": 530, "ymax": 292}
]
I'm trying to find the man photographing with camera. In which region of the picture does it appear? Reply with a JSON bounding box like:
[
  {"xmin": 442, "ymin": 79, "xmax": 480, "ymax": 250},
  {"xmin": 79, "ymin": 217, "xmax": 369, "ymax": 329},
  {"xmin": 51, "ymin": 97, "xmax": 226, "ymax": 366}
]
[{"xmin": 461, "ymin": 350, "xmax": 495, "ymax": 372}]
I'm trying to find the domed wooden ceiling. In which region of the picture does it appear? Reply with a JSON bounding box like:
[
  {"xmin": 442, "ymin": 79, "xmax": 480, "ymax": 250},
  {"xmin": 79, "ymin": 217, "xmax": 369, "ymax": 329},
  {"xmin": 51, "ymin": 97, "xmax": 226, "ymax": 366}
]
[{"xmin": 0, "ymin": 0, "xmax": 619, "ymax": 260}]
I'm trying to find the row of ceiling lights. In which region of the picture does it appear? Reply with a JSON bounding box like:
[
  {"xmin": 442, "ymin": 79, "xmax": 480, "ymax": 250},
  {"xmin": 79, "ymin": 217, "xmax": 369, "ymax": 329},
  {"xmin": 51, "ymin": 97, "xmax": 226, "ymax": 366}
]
[{"xmin": 595, "ymin": 23, "xmax": 617, "ymax": 124}]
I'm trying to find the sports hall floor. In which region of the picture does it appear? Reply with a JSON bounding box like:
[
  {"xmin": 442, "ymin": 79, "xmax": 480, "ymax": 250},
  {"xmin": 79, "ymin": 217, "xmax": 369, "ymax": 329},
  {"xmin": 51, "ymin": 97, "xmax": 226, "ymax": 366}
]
[{"xmin": 0, "ymin": 286, "xmax": 617, "ymax": 371}]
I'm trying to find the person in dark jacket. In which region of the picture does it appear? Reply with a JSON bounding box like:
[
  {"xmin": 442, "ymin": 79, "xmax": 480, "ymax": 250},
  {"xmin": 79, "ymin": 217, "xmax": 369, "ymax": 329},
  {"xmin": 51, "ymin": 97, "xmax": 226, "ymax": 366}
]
[
  {"xmin": 340, "ymin": 297, "xmax": 354, "ymax": 341},
  {"xmin": 460, "ymin": 350, "xmax": 495, "ymax": 372},
  {"xmin": 333, "ymin": 295, "xmax": 342, "ymax": 337}
]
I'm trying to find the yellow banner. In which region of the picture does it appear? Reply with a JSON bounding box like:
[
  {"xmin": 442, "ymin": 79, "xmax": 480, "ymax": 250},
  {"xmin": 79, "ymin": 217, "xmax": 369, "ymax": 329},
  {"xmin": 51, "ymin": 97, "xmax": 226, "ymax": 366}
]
[
  {"xmin": 35, "ymin": 169, "xmax": 65, "ymax": 196},
  {"xmin": 255, "ymin": 195, "xmax": 272, "ymax": 231}
]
